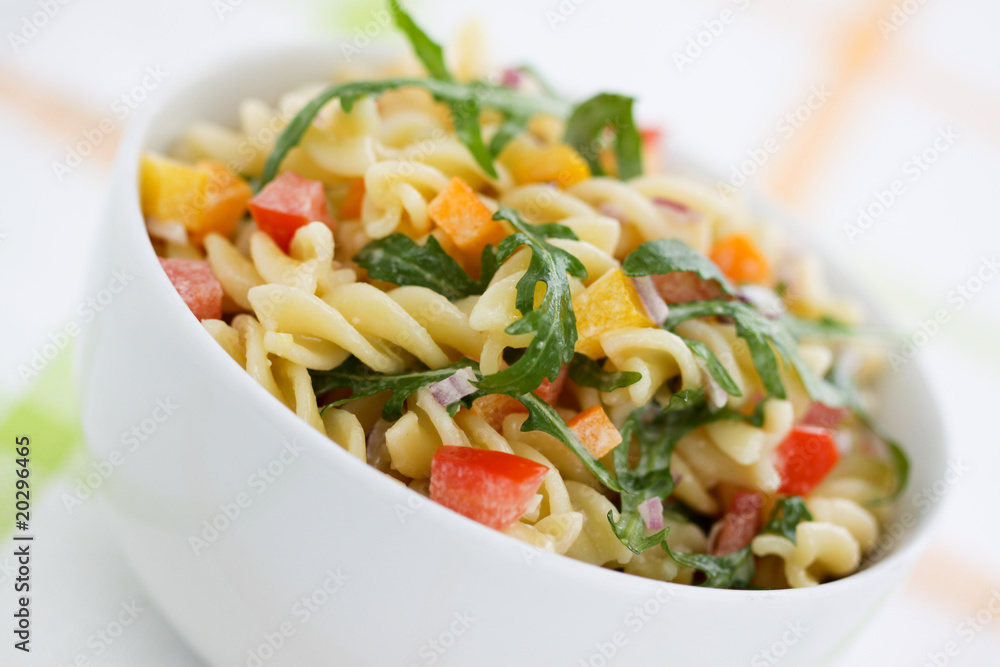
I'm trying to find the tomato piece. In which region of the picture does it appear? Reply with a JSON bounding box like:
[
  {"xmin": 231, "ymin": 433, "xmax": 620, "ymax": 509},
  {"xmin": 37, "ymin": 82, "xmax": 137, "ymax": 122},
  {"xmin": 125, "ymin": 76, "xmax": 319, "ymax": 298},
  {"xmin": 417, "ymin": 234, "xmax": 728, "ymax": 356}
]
[
  {"xmin": 248, "ymin": 171, "xmax": 334, "ymax": 252},
  {"xmin": 651, "ymin": 271, "xmax": 729, "ymax": 304},
  {"xmin": 533, "ymin": 364, "xmax": 569, "ymax": 405},
  {"xmin": 471, "ymin": 394, "xmax": 528, "ymax": 432},
  {"xmin": 802, "ymin": 403, "xmax": 850, "ymax": 429},
  {"xmin": 159, "ymin": 258, "xmax": 222, "ymax": 320},
  {"xmin": 426, "ymin": 177, "xmax": 506, "ymax": 255},
  {"xmin": 567, "ymin": 405, "xmax": 622, "ymax": 459},
  {"xmin": 430, "ymin": 445, "xmax": 549, "ymax": 530},
  {"xmin": 710, "ymin": 490, "xmax": 763, "ymax": 556},
  {"xmin": 710, "ymin": 233, "xmax": 771, "ymax": 285},
  {"xmin": 775, "ymin": 426, "xmax": 840, "ymax": 496}
]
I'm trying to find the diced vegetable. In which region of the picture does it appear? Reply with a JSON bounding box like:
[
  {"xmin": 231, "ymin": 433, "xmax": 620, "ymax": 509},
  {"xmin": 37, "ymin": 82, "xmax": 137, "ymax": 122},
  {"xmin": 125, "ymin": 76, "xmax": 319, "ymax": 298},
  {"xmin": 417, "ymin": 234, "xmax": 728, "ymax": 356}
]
[
  {"xmin": 498, "ymin": 136, "xmax": 591, "ymax": 188},
  {"xmin": 710, "ymin": 233, "xmax": 771, "ymax": 285},
  {"xmin": 247, "ymin": 171, "xmax": 335, "ymax": 252},
  {"xmin": 567, "ymin": 405, "xmax": 622, "ymax": 459},
  {"xmin": 426, "ymin": 177, "xmax": 506, "ymax": 255},
  {"xmin": 802, "ymin": 403, "xmax": 849, "ymax": 429},
  {"xmin": 339, "ymin": 177, "xmax": 366, "ymax": 220},
  {"xmin": 533, "ymin": 364, "xmax": 569, "ymax": 405},
  {"xmin": 471, "ymin": 394, "xmax": 528, "ymax": 432},
  {"xmin": 637, "ymin": 496, "xmax": 664, "ymax": 531},
  {"xmin": 572, "ymin": 268, "xmax": 654, "ymax": 358},
  {"xmin": 651, "ymin": 271, "xmax": 728, "ymax": 304},
  {"xmin": 775, "ymin": 426, "xmax": 840, "ymax": 496},
  {"xmin": 159, "ymin": 258, "xmax": 223, "ymax": 320},
  {"xmin": 427, "ymin": 368, "xmax": 478, "ymax": 407},
  {"xmin": 710, "ymin": 490, "xmax": 763, "ymax": 556},
  {"xmin": 141, "ymin": 154, "xmax": 252, "ymax": 244},
  {"xmin": 630, "ymin": 275, "xmax": 670, "ymax": 324},
  {"xmin": 640, "ymin": 126, "xmax": 663, "ymax": 172},
  {"xmin": 430, "ymin": 445, "xmax": 549, "ymax": 530}
]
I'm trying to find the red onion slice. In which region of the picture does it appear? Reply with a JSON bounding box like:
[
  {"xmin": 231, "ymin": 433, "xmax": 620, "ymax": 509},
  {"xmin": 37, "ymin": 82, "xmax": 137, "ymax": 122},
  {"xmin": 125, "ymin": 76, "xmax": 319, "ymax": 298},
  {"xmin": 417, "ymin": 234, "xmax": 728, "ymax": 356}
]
[
  {"xmin": 651, "ymin": 197, "xmax": 692, "ymax": 215},
  {"xmin": 366, "ymin": 419, "xmax": 391, "ymax": 468},
  {"xmin": 501, "ymin": 67, "xmax": 523, "ymax": 89},
  {"xmin": 427, "ymin": 367, "xmax": 478, "ymax": 407},
  {"xmin": 696, "ymin": 358, "xmax": 729, "ymax": 410},
  {"xmin": 630, "ymin": 276, "xmax": 670, "ymax": 324},
  {"xmin": 637, "ymin": 497, "xmax": 664, "ymax": 532},
  {"xmin": 737, "ymin": 285, "xmax": 785, "ymax": 320}
]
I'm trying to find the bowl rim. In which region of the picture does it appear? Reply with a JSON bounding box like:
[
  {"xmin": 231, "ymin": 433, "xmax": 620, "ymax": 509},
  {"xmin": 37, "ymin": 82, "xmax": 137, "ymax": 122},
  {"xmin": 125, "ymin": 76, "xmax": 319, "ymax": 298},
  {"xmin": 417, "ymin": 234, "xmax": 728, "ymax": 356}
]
[{"xmin": 112, "ymin": 39, "xmax": 950, "ymax": 603}]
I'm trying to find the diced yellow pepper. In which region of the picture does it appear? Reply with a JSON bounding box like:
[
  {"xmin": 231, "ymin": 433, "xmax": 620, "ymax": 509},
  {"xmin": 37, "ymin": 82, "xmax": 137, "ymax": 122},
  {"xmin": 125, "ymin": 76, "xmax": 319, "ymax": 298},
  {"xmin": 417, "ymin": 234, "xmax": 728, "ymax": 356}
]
[
  {"xmin": 498, "ymin": 137, "xmax": 591, "ymax": 188},
  {"xmin": 572, "ymin": 269, "xmax": 654, "ymax": 358},
  {"xmin": 140, "ymin": 153, "xmax": 252, "ymax": 244}
]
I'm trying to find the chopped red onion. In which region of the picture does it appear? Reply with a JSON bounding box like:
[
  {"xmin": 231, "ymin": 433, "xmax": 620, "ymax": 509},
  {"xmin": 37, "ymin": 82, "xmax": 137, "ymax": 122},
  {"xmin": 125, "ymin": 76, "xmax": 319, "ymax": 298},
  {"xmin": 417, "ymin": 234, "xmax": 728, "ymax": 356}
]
[
  {"xmin": 501, "ymin": 67, "xmax": 523, "ymax": 89},
  {"xmin": 146, "ymin": 220, "xmax": 189, "ymax": 246},
  {"xmin": 598, "ymin": 202, "xmax": 627, "ymax": 223},
  {"xmin": 737, "ymin": 285, "xmax": 786, "ymax": 320},
  {"xmin": 697, "ymin": 359, "xmax": 729, "ymax": 410},
  {"xmin": 630, "ymin": 276, "xmax": 670, "ymax": 324},
  {"xmin": 366, "ymin": 419, "xmax": 391, "ymax": 467},
  {"xmin": 651, "ymin": 197, "xmax": 692, "ymax": 215},
  {"xmin": 637, "ymin": 497, "xmax": 664, "ymax": 532},
  {"xmin": 427, "ymin": 367, "xmax": 478, "ymax": 407}
]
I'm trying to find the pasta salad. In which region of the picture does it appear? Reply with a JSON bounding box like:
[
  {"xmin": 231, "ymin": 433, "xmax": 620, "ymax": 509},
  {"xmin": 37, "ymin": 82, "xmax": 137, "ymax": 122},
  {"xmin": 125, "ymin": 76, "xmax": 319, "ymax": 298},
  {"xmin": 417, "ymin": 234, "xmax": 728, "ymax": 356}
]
[{"xmin": 140, "ymin": 0, "xmax": 908, "ymax": 590}]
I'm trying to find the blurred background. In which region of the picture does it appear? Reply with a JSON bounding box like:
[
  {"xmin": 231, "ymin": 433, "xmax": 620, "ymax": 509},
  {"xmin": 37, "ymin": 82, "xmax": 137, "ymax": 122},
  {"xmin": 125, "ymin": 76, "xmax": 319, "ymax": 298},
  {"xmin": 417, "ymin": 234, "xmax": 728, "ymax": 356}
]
[{"xmin": 0, "ymin": 0, "xmax": 997, "ymax": 664}]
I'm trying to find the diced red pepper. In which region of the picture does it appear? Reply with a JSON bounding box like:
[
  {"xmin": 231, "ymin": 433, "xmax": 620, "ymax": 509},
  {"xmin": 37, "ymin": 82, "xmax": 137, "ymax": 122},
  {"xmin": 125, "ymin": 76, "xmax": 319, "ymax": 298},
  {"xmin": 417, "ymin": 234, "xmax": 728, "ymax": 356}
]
[
  {"xmin": 159, "ymin": 258, "xmax": 222, "ymax": 320},
  {"xmin": 247, "ymin": 171, "xmax": 334, "ymax": 252},
  {"xmin": 567, "ymin": 405, "xmax": 622, "ymax": 459},
  {"xmin": 533, "ymin": 364, "xmax": 569, "ymax": 405},
  {"xmin": 471, "ymin": 394, "xmax": 528, "ymax": 432},
  {"xmin": 430, "ymin": 445, "xmax": 549, "ymax": 530},
  {"xmin": 710, "ymin": 490, "xmax": 763, "ymax": 556},
  {"xmin": 802, "ymin": 403, "xmax": 850, "ymax": 429},
  {"xmin": 775, "ymin": 426, "xmax": 840, "ymax": 496},
  {"xmin": 651, "ymin": 272, "xmax": 729, "ymax": 304}
]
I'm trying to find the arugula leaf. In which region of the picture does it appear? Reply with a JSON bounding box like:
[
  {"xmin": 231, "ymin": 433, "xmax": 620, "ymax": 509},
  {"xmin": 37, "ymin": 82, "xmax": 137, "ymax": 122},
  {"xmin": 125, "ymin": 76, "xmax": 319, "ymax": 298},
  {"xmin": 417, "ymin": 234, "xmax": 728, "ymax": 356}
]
[
  {"xmin": 564, "ymin": 93, "xmax": 643, "ymax": 180},
  {"xmin": 614, "ymin": 388, "xmax": 713, "ymax": 507},
  {"xmin": 785, "ymin": 314, "xmax": 895, "ymax": 345},
  {"xmin": 762, "ymin": 496, "xmax": 812, "ymax": 543},
  {"xmin": 608, "ymin": 511, "xmax": 668, "ymax": 555},
  {"xmin": 388, "ymin": 0, "xmax": 452, "ymax": 82},
  {"xmin": 829, "ymin": 360, "xmax": 910, "ymax": 505},
  {"xmin": 567, "ymin": 353, "xmax": 641, "ymax": 392},
  {"xmin": 260, "ymin": 78, "xmax": 569, "ymax": 188},
  {"xmin": 355, "ymin": 234, "xmax": 484, "ymax": 300},
  {"xmin": 475, "ymin": 206, "xmax": 587, "ymax": 395},
  {"xmin": 311, "ymin": 358, "xmax": 476, "ymax": 421},
  {"xmin": 684, "ymin": 339, "xmax": 742, "ymax": 397},
  {"xmin": 512, "ymin": 391, "xmax": 622, "ymax": 492},
  {"xmin": 622, "ymin": 238, "xmax": 735, "ymax": 295},
  {"xmin": 488, "ymin": 113, "xmax": 529, "ymax": 157},
  {"xmin": 663, "ymin": 300, "xmax": 845, "ymax": 407},
  {"xmin": 665, "ymin": 544, "xmax": 756, "ymax": 589}
]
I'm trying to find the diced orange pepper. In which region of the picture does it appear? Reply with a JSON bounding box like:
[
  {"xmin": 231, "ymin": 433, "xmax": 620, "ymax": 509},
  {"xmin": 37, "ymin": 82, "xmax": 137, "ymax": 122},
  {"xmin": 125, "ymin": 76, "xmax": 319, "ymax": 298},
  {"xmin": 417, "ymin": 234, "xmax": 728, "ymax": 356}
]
[
  {"xmin": 426, "ymin": 177, "xmax": 506, "ymax": 254},
  {"xmin": 710, "ymin": 233, "xmax": 771, "ymax": 285},
  {"xmin": 572, "ymin": 269, "xmax": 654, "ymax": 358},
  {"xmin": 339, "ymin": 177, "xmax": 366, "ymax": 220},
  {"xmin": 472, "ymin": 394, "xmax": 528, "ymax": 432},
  {"xmin": 190, "ymin": 161, "xmax": 253, "ymax": 243},
  {"xmin": 140, "ymin": 153, "xmax": 252, "ymax": 244},
  {"xmin": 498, "ymin": 137, "xmax": 591, "ymax": 188},
  {"xmin": 567, "ymin": 405, "xmax": 622, "ymax": 458}
]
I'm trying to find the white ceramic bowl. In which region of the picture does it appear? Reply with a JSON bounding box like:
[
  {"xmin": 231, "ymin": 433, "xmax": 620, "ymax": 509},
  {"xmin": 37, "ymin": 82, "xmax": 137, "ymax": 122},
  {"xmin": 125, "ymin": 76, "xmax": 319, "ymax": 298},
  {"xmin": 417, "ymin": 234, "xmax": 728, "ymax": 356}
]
[{"xmin": 78, "ymin": 44, "xmax": 948, "ymax": 667}]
